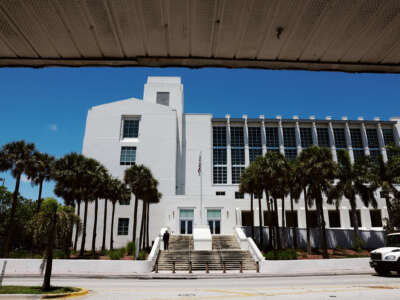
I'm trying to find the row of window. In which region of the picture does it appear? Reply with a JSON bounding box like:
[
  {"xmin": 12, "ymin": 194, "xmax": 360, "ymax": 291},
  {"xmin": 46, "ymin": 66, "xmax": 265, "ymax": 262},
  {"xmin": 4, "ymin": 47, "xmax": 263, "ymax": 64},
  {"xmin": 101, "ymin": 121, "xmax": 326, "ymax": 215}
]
[{"xmin": 242, "ymin": 209, "xmax": 383, "ymax": 228}]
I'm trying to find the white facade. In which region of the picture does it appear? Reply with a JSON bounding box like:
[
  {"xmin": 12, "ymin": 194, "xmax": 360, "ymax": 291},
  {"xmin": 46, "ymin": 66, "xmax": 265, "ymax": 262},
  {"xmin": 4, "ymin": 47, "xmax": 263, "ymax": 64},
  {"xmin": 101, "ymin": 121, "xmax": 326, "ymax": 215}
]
[{"xmin": 80, "ymin": 76, "xmax": 400, "ymax": 250}]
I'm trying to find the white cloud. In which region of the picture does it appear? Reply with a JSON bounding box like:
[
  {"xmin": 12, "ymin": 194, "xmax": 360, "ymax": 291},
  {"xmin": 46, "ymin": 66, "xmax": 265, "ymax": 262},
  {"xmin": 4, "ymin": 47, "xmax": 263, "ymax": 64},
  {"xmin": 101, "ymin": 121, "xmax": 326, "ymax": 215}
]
[
  {"xmin": 21, "ymin": 174, "xmax": 30, "ymax": 183},
  {"xmin": 48, "ymin": 124, "xmax": 58, "ymax": 131}
]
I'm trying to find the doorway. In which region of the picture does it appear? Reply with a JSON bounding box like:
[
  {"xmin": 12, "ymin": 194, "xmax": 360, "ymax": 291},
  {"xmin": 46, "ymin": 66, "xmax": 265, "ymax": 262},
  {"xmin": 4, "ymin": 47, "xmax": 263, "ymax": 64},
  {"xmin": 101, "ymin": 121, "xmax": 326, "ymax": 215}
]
[
  {"xmin": 207, "ymin": 209, "xmax": 221, "ymax": 234},
  {"xmin": 179, "ymin": 209, "xmax": 193, "ymax": 234}
]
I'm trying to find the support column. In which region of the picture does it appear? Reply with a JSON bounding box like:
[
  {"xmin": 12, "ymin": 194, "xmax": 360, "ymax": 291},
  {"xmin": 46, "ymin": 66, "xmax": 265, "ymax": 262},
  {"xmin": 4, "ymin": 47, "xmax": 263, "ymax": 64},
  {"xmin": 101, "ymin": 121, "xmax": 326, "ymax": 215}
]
[
  {"xmin": 376, "ymin": 120, "xmax": 388, "ymax": 162},
  {"xmin": 327, "ymin": 118, "xmax": 337, "ymax": 162},
  {"xmin": 226, "ymin": 115, "xmax": 232, "ymax": 185},
  {"xmin": 260, "ymin": 115, "xmax": 267, "ymax": 155},
  {"xmin": 277, "ymin": 116, "xmax": 285, "ymax": 155},
  {"xmin": 243, "ymin": 115, "xmax": 250, "ymax": 167},
  {"xmin": 344, "ymin": 120, "xmax": 354, "ymax": 163},
  {"xmin": 311, "ymin": 117, "xmax": 318, "ymax": 145},
  {"xmin": 294, "ymin": 117, "xmax": 302, "ymax": 155},
  {"xmin": 360, "ymin": 120, "xmax": 370, "ymax": 156}
]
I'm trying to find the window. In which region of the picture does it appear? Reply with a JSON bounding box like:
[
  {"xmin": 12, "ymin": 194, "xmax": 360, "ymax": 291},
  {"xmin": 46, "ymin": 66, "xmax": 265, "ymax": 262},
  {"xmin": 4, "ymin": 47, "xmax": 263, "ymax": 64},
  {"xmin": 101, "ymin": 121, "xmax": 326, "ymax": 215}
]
[
  {"xmin": 328, "ymin": 210, "xmax": 341, "ymax": 228},
  {"xmin": 232, "ymin": 166, "xmax": 244, "ymax": 184},
  {"xmin": 284, "ymin": 148, "xmax": 297, "ymax": 161},
  {"xmin": 156, "ymin": 92, "xmax": 170, "ymax": 106},
  {"xmin": 369, "ymin": 149, "xmax": 381, "ymax": 161},
  {"xmin": 333, "ymin": 128, "xmax": 346, "ymax": 149},
  {"xmin": 213, "ymin": 167, "xmax": 227, "ymax": 184},
  {"xmin": 306, "ymin": 210, "xmax": 318, "ymax": 228},
  {"xmin": 353, "ymin": 149, "xmax": 365, "ymax": 161},
  {"xmin": 248, "ymin": 127, "xmax": 262, "ymax": 163},
  {"xmin": 241, "ymin": 211, "xmax": 253, "ymax": 226},
  {"xmin": 119, "ymin": 198, "xmax": 130, "ymax": 205},
  {"xmin": 263, "ymin": 211, "xmax": 274, "ymax": 226},
  {"xmin": 285, "ymin": 211, "xmax": 298, "ymax": 227},
  {"xmin": 216, "ymin": 191, "xmax": 225, "ymax": 196},
  {"xmin": 122, "ymin": 119, "xmax": 139, "ymax": 138},
  {"xmin": 120, "ymin": 147, "xmax": 136, "ymax": 165},
  {"xmin": 117, "ymin": 218, "xmax": 129, "ymax": 235},
  {"xmin": 213, "ymin": 127, "xmax": 227, "ymax": 184},
  {"xmin": 349, "ymin": 210, "xmax": 362, "ymax": 228},
  {"xmin": 366, "ymin": 129, "xmax": 379, "ymax": 148},
  {"xmin": 350, "ymin": 129, "xmax": 363, "ymax": 148},
  {"xmin": 265, "ymin": 127, "xmax": 279, "ymax": 148},
  {"xmin": 283, "ymin": 128, "xmax": 296, "ymax": 147},
  {"xmin": 370, "ymin": 209, "xmax": 383, "ymax": 227},
  {"xmin": 317, "ymin": 128, "xmax": 330, "ymax": 147},
  {"xmin": 383, "ymin": 129, "xmax": 394, "ymax": 145},
  {"xmin": 300, "ymin": 128, "xmax": 313, "ymax": 148},
  {"xmin": 231, "ymin": 127, "xmax": 245, "ymax": 184},
  {"xmin": 235, "ymin": 192, "xmax": 244, "ymax": 199}
]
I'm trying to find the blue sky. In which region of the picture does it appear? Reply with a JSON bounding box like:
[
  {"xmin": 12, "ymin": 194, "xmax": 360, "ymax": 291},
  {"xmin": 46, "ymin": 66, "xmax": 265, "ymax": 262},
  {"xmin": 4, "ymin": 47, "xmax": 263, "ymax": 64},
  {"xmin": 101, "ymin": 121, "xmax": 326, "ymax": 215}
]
[{"xmin": 0, "ymin": 67, "xmax": 399, "ymax": 201}]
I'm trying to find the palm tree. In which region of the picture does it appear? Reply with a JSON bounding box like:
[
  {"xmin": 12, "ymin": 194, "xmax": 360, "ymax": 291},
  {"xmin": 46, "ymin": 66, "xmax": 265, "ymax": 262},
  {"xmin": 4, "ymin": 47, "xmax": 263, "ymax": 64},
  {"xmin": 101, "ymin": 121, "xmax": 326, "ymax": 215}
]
[
  {"xmin": 0, "ymin": 140, "xmax": 36, "ymax": 257},
  {"xmin": 371, "ymin": 150, "xmax": 400, "ymax": 230},
  {"xmin": 328, "ymin": 150, "xmax": 377, "ymax": 246},
  {"xmin": 146, "ymin": 189, "xmax": 161, "ymax": 249},
  {"xmin": 140, "ymin": 178, "xmax": 159, "ymax": 251},
  {"xmin": 124, "ymin": 164, "xmax": 154, "ymax": 249},
  {"xmin": 27, "ymin": 152, "xmax": 55, "ymax": 213},
  {"xmin": 287, "ymin": 159, "xmax": 302, "ymax": 249},
  {"xmin": 239, "ymin": 168, "xmax": 255, "ymax": 240},
  {"xmin": 109, "ymin": 179, "xmax": 130, "ymax": 250},
  {"xmin": 299, "ymin": 146, "xmax": 337, "ymax": 259},
  {"xmin": 100, "ymin": 173, "xmax": 113, "ymax": 253}
]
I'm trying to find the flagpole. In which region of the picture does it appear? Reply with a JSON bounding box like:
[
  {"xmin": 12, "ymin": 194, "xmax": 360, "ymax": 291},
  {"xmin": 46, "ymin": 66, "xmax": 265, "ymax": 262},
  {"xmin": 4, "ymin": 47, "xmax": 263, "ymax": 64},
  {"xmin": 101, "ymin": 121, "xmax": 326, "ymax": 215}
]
[{"xmin": 199, "ymin": 151, "xmax": 203, "ymax": 225}]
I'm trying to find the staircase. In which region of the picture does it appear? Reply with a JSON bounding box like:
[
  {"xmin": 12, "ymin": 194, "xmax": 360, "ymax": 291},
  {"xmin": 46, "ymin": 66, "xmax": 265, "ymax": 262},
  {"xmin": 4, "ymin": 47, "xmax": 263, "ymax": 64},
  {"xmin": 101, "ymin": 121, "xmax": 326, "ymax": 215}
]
[{"xmin": 156, "ymin": 235, "xmax": 257, "ymax": 271}]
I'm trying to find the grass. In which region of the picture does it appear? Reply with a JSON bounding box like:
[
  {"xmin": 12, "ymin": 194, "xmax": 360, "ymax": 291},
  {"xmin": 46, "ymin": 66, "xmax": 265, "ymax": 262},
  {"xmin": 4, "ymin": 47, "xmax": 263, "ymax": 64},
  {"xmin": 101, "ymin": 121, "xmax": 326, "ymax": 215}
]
[{"xmin": 0, "ymin": 286, "xmax": 79, "ymax": 294}]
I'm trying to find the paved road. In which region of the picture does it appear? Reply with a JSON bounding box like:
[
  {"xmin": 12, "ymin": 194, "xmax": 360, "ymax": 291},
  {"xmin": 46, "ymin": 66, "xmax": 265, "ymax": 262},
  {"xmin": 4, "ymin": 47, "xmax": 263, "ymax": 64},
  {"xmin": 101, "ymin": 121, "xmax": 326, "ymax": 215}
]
[{"xmin": 4, "ymin": 274, "xmax": 400, "ymax": 299}]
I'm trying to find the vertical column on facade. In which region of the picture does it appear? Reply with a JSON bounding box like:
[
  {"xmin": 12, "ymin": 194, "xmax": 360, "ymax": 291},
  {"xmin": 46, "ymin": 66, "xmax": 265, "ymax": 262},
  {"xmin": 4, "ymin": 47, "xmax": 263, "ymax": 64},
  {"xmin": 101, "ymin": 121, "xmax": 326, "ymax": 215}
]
[
  {"xmin": 311, "ymin": 116, "xmax": 318, "ymax": 145},
  {"xmin": 294, "ymin": 116, "xmax": 302, "ymax": 155},
  {"xmin": 376, "ymin": 120, "xmax": 388, "ymax": 162},
  {"xmin": 392, "ymin": 119, "xmax": 400, "ymax": 146},
  {"xmin": 360, "ymin": 119, "xmax": 370, "ymax": 156},
  {"xmin": 327, "ymin": 117, "xmax": 338, "ymax": 162},
  {"xmin": 344, "ymin": 118, "xmax": 354, "ymax": 163},
  {"xmin": 243, "ymin": 115, "xmax": 250, "ymax": 167},
  {"xmin": 277, "ymin": 116, "xmax": 285, "ymax": 155},
  {"xmin": 226, "ymin": 114, "xmax": 232, "ymax": 185},
  {"xmin": 260, "ymin": 115, "xmax": 267, "ymax": 155}
]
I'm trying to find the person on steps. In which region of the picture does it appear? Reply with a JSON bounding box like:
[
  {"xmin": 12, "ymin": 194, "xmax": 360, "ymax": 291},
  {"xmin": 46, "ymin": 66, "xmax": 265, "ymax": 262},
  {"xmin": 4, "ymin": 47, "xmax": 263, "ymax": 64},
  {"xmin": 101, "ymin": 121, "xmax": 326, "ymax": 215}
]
[{"xmin": 163, "ymin": 230, "xmax": 170, "ymax": 250}]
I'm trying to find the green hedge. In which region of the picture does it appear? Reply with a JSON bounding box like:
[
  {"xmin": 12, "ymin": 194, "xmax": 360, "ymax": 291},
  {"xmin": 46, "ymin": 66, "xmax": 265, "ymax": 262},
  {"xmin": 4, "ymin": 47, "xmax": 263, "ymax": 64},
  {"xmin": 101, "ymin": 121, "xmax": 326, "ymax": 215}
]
[{"xmin": 264, "ymin": 249, "xmax": 298, "ymax": 260}]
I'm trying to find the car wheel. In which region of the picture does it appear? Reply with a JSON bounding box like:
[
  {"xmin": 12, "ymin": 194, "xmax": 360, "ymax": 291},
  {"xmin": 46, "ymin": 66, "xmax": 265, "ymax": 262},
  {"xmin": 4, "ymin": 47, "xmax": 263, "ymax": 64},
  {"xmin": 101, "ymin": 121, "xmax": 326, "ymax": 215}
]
[{"xmin": 375, "ymin": 267, "xmax": 390, "ymax": 276}]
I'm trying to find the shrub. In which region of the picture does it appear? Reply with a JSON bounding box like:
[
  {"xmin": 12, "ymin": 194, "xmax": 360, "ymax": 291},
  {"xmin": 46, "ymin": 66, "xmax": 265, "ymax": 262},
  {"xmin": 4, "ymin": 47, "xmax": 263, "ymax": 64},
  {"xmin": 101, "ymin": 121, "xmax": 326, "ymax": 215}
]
[
  {"xmin": 353, "ymin": 237, "xmax": 365, "ymax": 252},
  {"xmin": 137, "ymin": 250, "xmax": 147, "ymax": 260},
  {"xmin": 126, "ymin": 241, "xmax": 136, "ymax": 256},
  {"xmin": 108, "ymin": 248, "xmax": 125, "ymax": 260},
  {"xmin": 263, "ymin": 249, "xmax": 298, "ymax": 260}
]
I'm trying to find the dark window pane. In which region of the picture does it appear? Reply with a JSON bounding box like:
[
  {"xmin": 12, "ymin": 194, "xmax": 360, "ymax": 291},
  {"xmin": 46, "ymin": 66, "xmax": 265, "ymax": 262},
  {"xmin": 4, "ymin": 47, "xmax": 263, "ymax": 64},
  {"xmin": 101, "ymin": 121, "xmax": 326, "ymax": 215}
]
[
  {"xmin": 307, "ymin": 210, "xmax": 318, "ymax": 228},
  {"xmin": 266, "ymin": 127, "xmax": 279, "ymax": 148},
  {"xmin": 156, "ymin": 92, "xmax": 169, "ymax": 106},
  {"xmin": 366, "ymin": 129, "xmax": 379, "ymax": 148},
  {"xmin": 370, "ymin": 149, "xmax": 381, "ymax": 161},
  {"xmin": 117, "ymin": 218, "xmax": 129, "ymax": 235},
  {"xmin": 213, "ymin": 127, "xmax": 227, "ymax": 146},
  {"xmin": 123, "ymin": 120, "xmax": 139, "ymax": 138},
  {"xmin": 242, "ymin": 211, "xmax": 253, "ymax": 226},
  {"xmin": 284, "ymin": 148, "xmax": 297, "ymax": 160},
  {"xmin": 328, "ymin": 210, "xmax": 341, "ymax": 228},
  {"xmin": 249, "ymin": 148, "xmax": 263, "ymax": 163},
  {"xmin": 180, "ymin": 221, "xmax": 185, "ymax": 234},
  {"xmin": 283, "ymin": 127, "xmax": 296, "ymax": 147},
  {"xmin": 300, "ymin": 128, "xmax": 313, "ymax": 148},
  {"xmin": 213, "ymin": 148, "xmax": 227, "ymax": 165},
  {"xmin": 187, "ymin": 221, "xmax": 193, "ymax": 234},
  {"xmin": 383, "ymin": 129, "xmax": 394, "ymax": 145},
  {"xmin": 248, "ymin": 127, "xmax": 262, "ymax": 147},
  {"xmin": 285, "ymin": 211, "xmax": 298, "ymax": 227},
  {"xmin": 370, "ymin": 210, "xmax": 382, "ymax": 227},
  {"xmin": 263, "ymin": 211, "xmax": 274, "ymax": 226},
  {"xmin": 349, "ymin": 210, "xmax": 362, "ymax": 228},
  {"xmin": 231, "ymin": 127, "xmax": 244, "ymax": 147},
  {"xmin": 232, "ymin": 166, "xmax": 244, "ymax": 184},
  {"xmin": 333, "ymin": 128, "xmax": 346, "ymax": 149},
  {"xmin": 317, "ymin": 128, "xmax": 330, "ymax": 147},
  {"xmin": 208, "ymin": 221, "xmax": 214, "ymax": 234},
  {"xmin": 350, "ymin": 128, "xmax": 363, "ymax": 148},
  {"xmin": 353, "ymin": 149, "xmax": 365, "ymax": 161},
  {"xmin": 235, "ymin": 192, "xmax": 244, "ymax": 199},
  {"xmin": 120, "ymin": 146, "xmax": 136, "ymax": 165},
  {"xmin": 231, "ymin": 148, "xmax": 245, "ymax": 165},
  {"xmin": 215, "ymin": 220, "xmax": 221, "ymax": 234},
  {"xmin": 213, "ymin": 167, "xmax": 227, "ymax": 184}
]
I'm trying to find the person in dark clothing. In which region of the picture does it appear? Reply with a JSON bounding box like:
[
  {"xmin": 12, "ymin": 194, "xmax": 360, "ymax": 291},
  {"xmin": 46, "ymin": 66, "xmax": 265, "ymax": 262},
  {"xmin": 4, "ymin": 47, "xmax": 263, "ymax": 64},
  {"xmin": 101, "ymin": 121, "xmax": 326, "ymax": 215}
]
[{"xmin": 163, "ymin": 230, "xmax": 170, "ymax": 250}]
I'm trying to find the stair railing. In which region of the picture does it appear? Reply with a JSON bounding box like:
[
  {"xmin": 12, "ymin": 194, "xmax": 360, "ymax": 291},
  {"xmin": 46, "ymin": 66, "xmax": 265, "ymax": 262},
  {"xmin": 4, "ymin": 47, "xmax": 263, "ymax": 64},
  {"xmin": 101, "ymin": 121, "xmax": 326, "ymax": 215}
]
[
  {"xmin": 188, "ymin": 236, "xmax": 192, "ymax": 273},
  {"xmin": 215, "ymin": 236, "xmax": 224, "ymax": 272}
]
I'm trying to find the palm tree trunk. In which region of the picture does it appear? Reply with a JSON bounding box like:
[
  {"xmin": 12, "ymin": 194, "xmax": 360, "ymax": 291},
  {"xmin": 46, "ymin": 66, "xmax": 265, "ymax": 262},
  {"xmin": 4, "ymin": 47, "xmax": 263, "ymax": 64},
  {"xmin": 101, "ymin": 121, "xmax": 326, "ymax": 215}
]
[
  {"xmin": 281, "ymin": 195, "xmax": 286, "ymax": 249},
  {"xmin": 385, "ymin": 196, "xmax": 393, "ymax": 230},
  {"xmin": 74, "ymin": 201, "xmax": 81, "ymax": 252},
  {"xmin": 36, "ymin": 179, "xmax": 44, "ymax": 213},
  {"xmin": 91, "ymin": 198, "xmax": 99, "ymax": 256},
  {"xmin": 139, "ymin": 201, "xmax": 146, "ymax": 251},
  {"xmin": 250, "ymin": 193, "xmax": 254, "ymax": 240},
  {"xmin": 258, "ymin": 195, "xmax": 263, "ymax": 249},
  {"xmin": 304, "ymin": 188, "xmax": 311, "ymax": 255},
  {"xmin": 273, "ymin": 197, "xmax": 281, "ymax": 250},
  {"xmin": 317, "ymin": 194, "xmax": 328, "ymax": 259},
  {"xmin": 266, "ymin": 192, "xmax": 273, "ymax": 251},
  {"xmin": 110, "ymin": 202, "xmax": 116, "ymax": 250},
  {"xmin": 42, "ymin": 211, "xmax": 57, "ymax": 291},
  {"xmin": 132, "ymin": 195, "xmax": 139, "ymax": 244},
  {"xmin": 146, "ymin": 202, "xmax": 150, "ymax": 249},
  {"xmin": 290, "ymin": 194, "xmax": 298, "ymax": 249},
  {"xmin": 350, "ymin": 201, "xmax": 360, "ymax": 249},
  {"xmin": 80, "ymin": 200, "xmax": 89, "ymax": 256},
  {"xmin": 101, "ymin": 199, "xmax": 108, "ymax": 252},
  {"xmin": 3, "ymin": 173, "xmax": 21, "ymax": 257}
]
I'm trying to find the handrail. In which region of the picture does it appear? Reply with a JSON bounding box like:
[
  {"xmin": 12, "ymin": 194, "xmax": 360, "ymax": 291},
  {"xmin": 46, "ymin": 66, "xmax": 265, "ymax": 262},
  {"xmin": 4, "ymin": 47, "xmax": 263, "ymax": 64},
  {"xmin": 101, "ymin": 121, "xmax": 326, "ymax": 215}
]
[{"xmin": 215, "ymin": 236, "xmax": 224, "ymax": 270}]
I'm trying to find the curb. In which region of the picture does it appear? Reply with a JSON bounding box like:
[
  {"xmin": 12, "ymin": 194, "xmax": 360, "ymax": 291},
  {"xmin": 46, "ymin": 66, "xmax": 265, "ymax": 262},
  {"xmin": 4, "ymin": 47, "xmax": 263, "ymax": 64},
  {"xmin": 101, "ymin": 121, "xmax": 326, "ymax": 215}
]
[{"xmin": 43, "ymin": 288, "xmax": 88, "ymax": 298}]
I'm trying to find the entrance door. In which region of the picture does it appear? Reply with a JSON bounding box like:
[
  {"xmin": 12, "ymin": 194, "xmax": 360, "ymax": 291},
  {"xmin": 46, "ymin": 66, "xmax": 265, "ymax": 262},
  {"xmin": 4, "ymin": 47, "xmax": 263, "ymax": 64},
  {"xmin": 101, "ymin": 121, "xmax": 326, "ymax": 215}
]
[
  {"xmin": 207, "ymin": 209, "xmax": 221, "ymax": 234},
  {"xmin": 179, "ymin": 209, "xmax": 194, "ymax": 234}
]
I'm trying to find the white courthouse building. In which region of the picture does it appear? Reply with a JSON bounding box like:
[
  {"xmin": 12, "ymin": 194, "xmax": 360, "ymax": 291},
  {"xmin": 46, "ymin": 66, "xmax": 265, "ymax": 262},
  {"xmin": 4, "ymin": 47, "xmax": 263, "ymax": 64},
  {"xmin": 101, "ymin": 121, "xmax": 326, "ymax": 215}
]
[{"xmin": 81, "ymin": 76, "xmax": 400, "ymax": 250}]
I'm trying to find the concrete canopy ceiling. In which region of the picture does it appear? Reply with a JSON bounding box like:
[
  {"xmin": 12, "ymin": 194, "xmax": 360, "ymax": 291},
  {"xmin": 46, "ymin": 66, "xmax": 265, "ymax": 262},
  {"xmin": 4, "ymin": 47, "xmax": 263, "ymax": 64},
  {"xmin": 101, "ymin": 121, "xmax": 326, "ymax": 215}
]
[{"xmin": 1, "ymin": 0, "xmax": 400, "ymax": 73}]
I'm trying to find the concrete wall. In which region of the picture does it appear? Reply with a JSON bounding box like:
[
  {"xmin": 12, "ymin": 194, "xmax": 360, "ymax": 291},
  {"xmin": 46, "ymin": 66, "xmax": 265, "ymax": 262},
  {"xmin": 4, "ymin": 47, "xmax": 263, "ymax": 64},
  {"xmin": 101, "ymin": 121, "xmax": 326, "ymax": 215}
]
[{"xmin": 242, "ymin": 226, "xmax": 385, "ymax": 250}]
